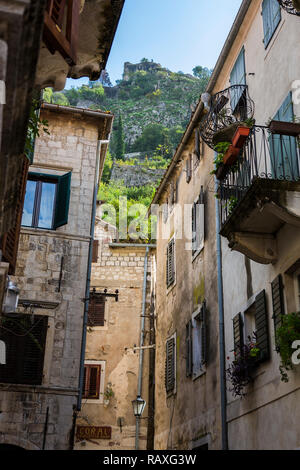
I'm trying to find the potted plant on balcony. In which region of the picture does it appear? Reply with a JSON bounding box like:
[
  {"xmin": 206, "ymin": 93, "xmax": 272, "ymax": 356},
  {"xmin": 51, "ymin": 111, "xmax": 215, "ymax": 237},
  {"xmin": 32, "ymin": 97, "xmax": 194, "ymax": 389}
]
[
  {"xmin": 211, "ymin": 142, "xmax": 231, "ymax": 180},
  {"xmin": 275, "ymin": 311, "xmax": 300, "ymax": 383},
  {"xmin": 226, "ymin": 333, "xmax": 260, "ymax": 398}
]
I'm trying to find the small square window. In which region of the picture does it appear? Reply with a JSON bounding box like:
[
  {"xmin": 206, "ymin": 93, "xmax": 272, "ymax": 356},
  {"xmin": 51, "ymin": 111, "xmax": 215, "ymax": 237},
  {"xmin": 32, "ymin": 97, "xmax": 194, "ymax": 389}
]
[{"xmin": 21, "ymin": 172, "xmax": 71, "ymax": 230}]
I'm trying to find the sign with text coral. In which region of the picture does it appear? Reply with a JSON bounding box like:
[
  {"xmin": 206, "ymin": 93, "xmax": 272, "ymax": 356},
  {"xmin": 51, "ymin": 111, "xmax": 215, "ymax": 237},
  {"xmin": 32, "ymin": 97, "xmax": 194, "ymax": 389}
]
[{"xmin": 76, "ymin": 426, "xmax": 112, "ymax": 440}]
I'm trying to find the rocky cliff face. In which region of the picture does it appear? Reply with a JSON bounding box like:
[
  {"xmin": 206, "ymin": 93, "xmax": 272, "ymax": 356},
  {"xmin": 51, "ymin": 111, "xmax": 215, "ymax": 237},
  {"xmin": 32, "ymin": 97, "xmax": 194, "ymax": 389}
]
[{"xmin": 110, "ymin": 163, "xmax": 165, "ymax": 188}]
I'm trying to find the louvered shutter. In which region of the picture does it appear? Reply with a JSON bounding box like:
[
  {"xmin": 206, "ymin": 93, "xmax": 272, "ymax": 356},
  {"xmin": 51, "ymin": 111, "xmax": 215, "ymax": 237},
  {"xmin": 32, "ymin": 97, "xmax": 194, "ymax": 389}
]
[
  {"xmin": 53, "ymin": 171, "xmax": 71, "ymax": 229},
  {"xmin": 186, "ymin": 321, "xmax": 193, "ymax": 377},
  {"xmin": 192, "ymin": 203, "xmax": 196, "ymax": 254},
  {"xmin": 87, "ymin": 295, "xmax": 105, "ymax": 327},
  {"xmin": 165, "ymin": 337, "xmax": 175, "ymax": 393},
  {"xmin": 230, "ymin": 47, "xmax": 246, "ymax": 111},
  {"xmin": 0, "ymin": 315, "xmax": 48, "ymax": 385},
  {"xmin": 47, "ymin": 0, "xmax": 67, "ymax": 29},
  {"xmin": 200, "ymin": 302, "xmax": 207, "ymax": 365},
  {"xmin": 262, "ymin": 0, "xmax": 281, "ymax": 48},
  {"xmin": 271, "ymin": 274, "xmax": 285, "ymax": 334},
  {"xmin": 83, "ymin": 365, "xmax": 101, "ymax": 398},
  {"xmin": 1, "ymin": 155, "xmax": 30, "ymax": 274},
  {"xmin": 186, "ymin": 156, "xmax": 192, "ymax": 183},
  {"xmin": 195, "ymin": 129, "xmax": 200, "ymax": 160},
  {"xmin": 92, "ymin": 240, "xmax": 99, "ymax": 263},
  {"xmin": 233, "ymin": 313, "xmax": 244, "ymax": 356},
  {"xmin": 166, "ymin": 239, "xmax": 175, "ymax": 287},
  {"xmin": 255, "ymin": 290, "xmax": 270, "ymax": 362}
]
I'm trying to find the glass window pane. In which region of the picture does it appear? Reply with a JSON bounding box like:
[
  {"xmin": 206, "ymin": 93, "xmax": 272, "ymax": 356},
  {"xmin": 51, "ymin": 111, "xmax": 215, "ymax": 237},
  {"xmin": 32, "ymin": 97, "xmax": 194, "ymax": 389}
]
[
  {"xmin": 38, "ymin": 182, "xmax": 56, "ymax": 229},
  {"xmin": 21, "ymin": 180, "xmax": 37, "ymax": 227}
]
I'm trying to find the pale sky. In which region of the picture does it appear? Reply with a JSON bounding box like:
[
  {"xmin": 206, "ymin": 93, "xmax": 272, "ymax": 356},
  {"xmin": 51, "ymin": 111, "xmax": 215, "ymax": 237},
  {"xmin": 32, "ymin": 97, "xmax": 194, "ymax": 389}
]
[{"xmin": 66, "ymin": 0, "xmax": 242, "ymax": 89}]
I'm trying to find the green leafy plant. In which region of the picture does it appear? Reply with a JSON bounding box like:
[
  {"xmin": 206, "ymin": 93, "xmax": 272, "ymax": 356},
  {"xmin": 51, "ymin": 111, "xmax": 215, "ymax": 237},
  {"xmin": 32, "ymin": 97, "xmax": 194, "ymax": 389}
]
[
  {"xmin": 227, "ymin": 196, "xmax": 238, "ymax": 215},
  {"xmin": 226, "ymin": 333, "xmax": 260, "ymax": 398},
  {"xmin": 104, "ymin": 382, "xmax": 115, "ymax": 400},
  {"xmin": 275, "ymin": 312, "xmax": 300, "ymax": 382},
  {"xmin": 25, "ymin": 99, "xmax": 50, "ymax": 161},
  {"xmin": 210, "ymin": 141, "xmax": 231, "ymax": 175}
]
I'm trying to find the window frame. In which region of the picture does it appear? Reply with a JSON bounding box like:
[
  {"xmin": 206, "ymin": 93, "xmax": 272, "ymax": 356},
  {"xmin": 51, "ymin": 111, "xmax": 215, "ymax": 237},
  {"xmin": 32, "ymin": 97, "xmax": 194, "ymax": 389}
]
[
  {"xmin": 191, "ymin": 305, "xmax": 207, "ymax": 380},
  {"xmin": 191, "ymin": 190, "xmax": 205, "ymax": 260},
  {"xmin": 83, "ymin": 360, "xmax": 106, "ymax": 404},
  {"xmin": 22, "ymin": 175, "xmax": 58, "ymax": 230}
]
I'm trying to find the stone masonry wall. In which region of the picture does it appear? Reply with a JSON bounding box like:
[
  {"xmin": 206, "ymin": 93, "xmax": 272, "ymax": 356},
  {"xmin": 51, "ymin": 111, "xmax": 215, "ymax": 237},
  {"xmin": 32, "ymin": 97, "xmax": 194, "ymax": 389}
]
[
  {"xmin": 0, "ymin": 109, "xmax": 102, "ymax": 450},
  {"xmin": 75, "ymin": 213, "xmax": 154, "ymax": 450}
]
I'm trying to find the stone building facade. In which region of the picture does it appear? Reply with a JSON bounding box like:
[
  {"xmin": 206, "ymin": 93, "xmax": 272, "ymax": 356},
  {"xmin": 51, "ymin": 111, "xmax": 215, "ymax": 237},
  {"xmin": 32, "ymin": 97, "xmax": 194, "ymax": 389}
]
[
  {"xmin": 75, "ymin": 208, "xmax": 155, "ymax": 450},
  {"xmin": 150, "ymin": 120, "xmax": 222, "ymax": 449},
  {"xmin": 205, "ymin": 0, "xmax": 300, "ymax": 450},
  {"xmin": 0, "ymin": 103, "xmax": 113, "ymax": 450},
  {"xmin": 150, "ymin": 0, "xmax": 300, "ymax": 451}
]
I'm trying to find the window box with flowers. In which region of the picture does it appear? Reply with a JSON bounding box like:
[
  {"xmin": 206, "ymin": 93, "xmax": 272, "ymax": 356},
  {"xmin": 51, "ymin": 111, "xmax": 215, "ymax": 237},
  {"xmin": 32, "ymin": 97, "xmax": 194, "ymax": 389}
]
[
  {"xmin": 226, "ymin": 334, "xmax": 260, "ymax": 398},
  {"xmin": 275, "ymin": 312, "xmax": 300, "ymax": 383}
]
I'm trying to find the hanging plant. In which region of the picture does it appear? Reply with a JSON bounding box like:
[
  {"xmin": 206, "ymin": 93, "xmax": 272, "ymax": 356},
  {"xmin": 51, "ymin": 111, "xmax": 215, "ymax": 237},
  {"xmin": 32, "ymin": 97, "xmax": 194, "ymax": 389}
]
[
  {"xmin": 275, "ymin": 312, "xmax": 300, "ymax": 383},
  {"xmin": 24, "ymin": 99, "xmax": 50, "ymax": 162},
  {"xmin": 226, "ymin": 333, "xmax": 260, "ymax": 398}
]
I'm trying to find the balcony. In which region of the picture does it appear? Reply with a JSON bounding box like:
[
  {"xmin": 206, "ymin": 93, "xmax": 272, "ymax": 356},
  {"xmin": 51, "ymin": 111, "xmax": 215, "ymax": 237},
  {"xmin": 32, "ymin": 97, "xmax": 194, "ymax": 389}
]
[
  {"xmin": 199, "ymin": 85, "xmax": 255, "ymax": 150},
  {"xmin": 278, "ymin": 0, "xmax": 300, "ymax": 16},
  {"xmin": 218, "ymin": 124, "xmax": 300, "ymax": 264}
]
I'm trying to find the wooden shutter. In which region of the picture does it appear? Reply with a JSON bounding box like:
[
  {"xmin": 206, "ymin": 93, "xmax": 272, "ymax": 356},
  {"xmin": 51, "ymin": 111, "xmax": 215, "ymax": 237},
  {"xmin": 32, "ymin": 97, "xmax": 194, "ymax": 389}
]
[
  {"xmin": 262, "ymin": 0, "xmax": 281, "ymax": 48},
  {"xmin": 233, "ymin": 313, "xmax": 244, "ymax": 356},
  {"xmin": 1, "ymin": 155, "xmax": 29, "ymax": 274},
  {"xmin": 255, "ymin": 290, "xmax": 270, "ymax": 362},
  {"xmin": 53, "ymin": 171, "xmax": 71, "ymax": 229},
  {"xmin": 165, "ymin": 337, "xmax": 175, "ymax": 393},
  {"xmin": 186, "ymin": 320, "xmax": 193, "ymax": 377},
  {"xmin": 0, "ymin": 315, "xmax": 48, "ymax": 385},
  {"xmin": 186, "ymin": 155, "xmax": 192, "ymax": 183},
  {"xmin": 83, "ymin": 364, "xmax": 101, "ymax": 399},
  {"xmin": 230, "ymin": 46, "xmax": 246, "ymax": 110},
  {"xmin": 166, "ymin": 239, "xmax": 175, "ymax": 287},
  {"xmin": 195, "ymin": 129, "xmax": 200, "ymax": 160},
  {"xmin": 43, "ymin": 0, "xmax": 80, "ymax": 66},
  {"xmin": 87, "ymin": 295, "xmax": 105, "ymax": 327},
  {"xmin": 192, "ymin": 203, "xmax": 196, "ymax": 254},
  {"xmin": 92, "ymin": 240, "xmax": 99, "ymax": 263},
  {"xmin": 200, "ymin": 302, "xmax": 207, "ymax": 365},
  {"xmin": 271, "ymin": 274, "xmax": 285, "ymax": 333}
]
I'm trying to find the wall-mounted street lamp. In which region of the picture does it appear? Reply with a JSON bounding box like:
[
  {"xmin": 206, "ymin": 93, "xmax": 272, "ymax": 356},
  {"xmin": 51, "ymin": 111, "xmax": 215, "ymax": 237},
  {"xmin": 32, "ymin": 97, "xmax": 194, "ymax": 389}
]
[
  {"xmin": 131, "ymin": 395, "xmax": 146, "ymax": 418},
  {"xmin": 2, "ymin": 277, "xmax": 19, "ymax": 315}
]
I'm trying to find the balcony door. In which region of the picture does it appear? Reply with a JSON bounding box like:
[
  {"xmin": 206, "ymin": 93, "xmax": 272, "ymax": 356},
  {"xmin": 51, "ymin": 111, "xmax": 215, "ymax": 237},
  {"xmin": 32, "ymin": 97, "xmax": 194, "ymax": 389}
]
[{"xmin": 270, "ymin": 92, "xmax": 299, "ymax": 181}]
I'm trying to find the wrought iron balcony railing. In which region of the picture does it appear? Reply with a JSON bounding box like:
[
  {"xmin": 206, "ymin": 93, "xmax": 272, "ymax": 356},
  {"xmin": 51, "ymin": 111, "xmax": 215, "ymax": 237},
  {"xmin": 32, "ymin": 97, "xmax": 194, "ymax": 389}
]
[
  {"xmin": 218, "ymin": 125, "xmax": 300, "ymax": 227},
  {"xmin": 199, "ymin": 85, "xmax": 255, "ymax": 150},
  {"xmin": 278, "ymin": 0, "xmax": 300, "ymax": 16}
]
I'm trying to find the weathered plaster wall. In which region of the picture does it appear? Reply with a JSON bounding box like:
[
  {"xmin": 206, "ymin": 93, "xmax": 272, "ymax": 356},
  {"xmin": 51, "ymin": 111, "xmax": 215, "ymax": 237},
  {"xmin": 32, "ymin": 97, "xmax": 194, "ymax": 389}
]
[
  {"xmin": 211, "ymin": 2, "xmax": 300, "ymax": 449},
  {"xmin": 75, "ymin": 214, "xmax": 152, "ymax": 450},
  {"xmin": 0, "ymin": 109, "xmax": 102, "ymax": 449},
  {"xmin": 154, "ymin": 135, "xmax": 221, "ymax": 450}
]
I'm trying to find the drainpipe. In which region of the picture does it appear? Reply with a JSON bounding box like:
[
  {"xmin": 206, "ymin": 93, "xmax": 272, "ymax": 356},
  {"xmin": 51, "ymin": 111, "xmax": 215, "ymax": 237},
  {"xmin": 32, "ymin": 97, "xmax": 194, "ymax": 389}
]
[
  {"xmin": 135, "ymin": 246, "xmax": 149, "ymax": 450},
  {"xmin": 215, "ymin": 172, "xmax": 228, "ymax": 450},
  {"xmin": 76, "ymin": 139, "xmax": 110, "ymax": 415}
]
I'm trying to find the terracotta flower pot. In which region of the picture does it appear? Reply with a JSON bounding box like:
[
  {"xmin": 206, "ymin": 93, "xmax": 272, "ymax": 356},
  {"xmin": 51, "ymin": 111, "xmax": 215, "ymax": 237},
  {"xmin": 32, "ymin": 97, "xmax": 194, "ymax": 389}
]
[
  {"xmin": 232, "ymin": 126, "xmax": 251, "ymax": 148},
  {"xmin": 223, "ymin": 145, "xmax": 240, "ymax": 166}
]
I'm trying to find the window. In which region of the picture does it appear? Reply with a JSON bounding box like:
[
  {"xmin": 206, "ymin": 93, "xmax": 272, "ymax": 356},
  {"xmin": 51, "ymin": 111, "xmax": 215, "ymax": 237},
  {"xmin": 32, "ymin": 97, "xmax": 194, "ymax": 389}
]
[
  {"xmin": 21, "ymin": 171, "xmax": 71, "ymax": 230},
  {"xmin": 192, "ymin": 188, "xmax": 205, "ymax": 256},
  {"xmin": 92, "ymin": 240, "xmax": 99, "ymax": 263},
  {"xmin": 262, "ymin": 0, "xmax": 281, "ymax": 48},
  {"xmin": 83, "ymin": 364, "xmax": 101, "ymax": 399},
  {"xmin": 191, "ymin": 303, "xmax": 207, "ymax": 379},
  {"xmin": 166, "ymin": 237, "xmax": 175, "ymax": 288},
  {"xmin": 186, "ymin": 154, "xmax": 192, "ymax": 183},
  {"xmin": 87, "ymin": 294, "xmax": 105, "ymax": 327},
  {"xmin": 194, "ymin": 128, "xmax": 202, "ymax": 161},
  {"xmin": 165, "ymin": 333, "xmax": 176, "ymax": 394},
  {"xmin": 230, "ymin": 46, "xmax": 246, "ymax": 113},
  {"xmin": 0, "ymin": 314, "xmax": 48, "ymax": 385},
  {"xmin": 269, "ymin": 92, "xmax": 299, "ymax": 180},
  {"xmin": 234, "ymin": 290, "xmax": 270, "ymax": 363}
]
